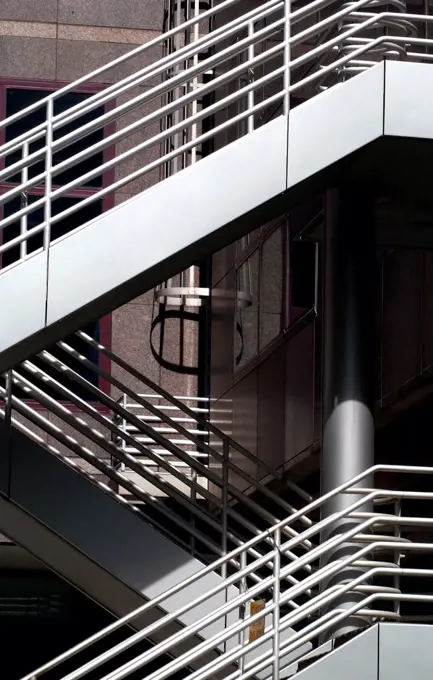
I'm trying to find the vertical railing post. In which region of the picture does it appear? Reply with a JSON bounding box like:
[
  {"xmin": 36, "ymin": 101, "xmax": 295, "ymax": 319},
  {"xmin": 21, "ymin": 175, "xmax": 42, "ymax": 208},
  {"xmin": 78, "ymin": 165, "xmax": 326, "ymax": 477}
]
[
  {"xmin": 121, "ymin": 393, "xmax": 127, "ymax": 473},
  {"xmin": 393, "ymin": 499, "xmax": 402, "ymax": 618},
  {"xmin": 190, "ymin": 0, "xmax": 200, "ymax": 164},
  {"xmin": 247, "ymin": 21, "xmax": 255, "ymax": 134},
  {"xmin": 221, "ymin": 437, "xmax": 229, "ymax": 652},
  {"xmin": 190, "ymin": 468, "xmax": 197, "ymax": 560},
  {"xmin": 172, "ymin": 0, "xmax": 182, "ymax": 174},
  {"xmin": 221, "ymin": 437, "xmax": 229, "ymax": 578},
  {"xmin": 273, "ymin": 526, "xmax": 281, "ymax": 680},
  {"xmin": 4, "ymin": 370, "xmax": 13, "ymax": 498},
  {"xmin": 284, "ymin": 0, "xmax": 291, "ymax": 117},
  {"xmin": 20, "ymin": 142, "xmax": 29, "ymax": 262},
  {"xmin": 44, "ymin": 99, "xmax": 54, "ymax": 252},
  {"xmin": 239, "ymin": 548, "xmax": 247, "ymax": 674}
]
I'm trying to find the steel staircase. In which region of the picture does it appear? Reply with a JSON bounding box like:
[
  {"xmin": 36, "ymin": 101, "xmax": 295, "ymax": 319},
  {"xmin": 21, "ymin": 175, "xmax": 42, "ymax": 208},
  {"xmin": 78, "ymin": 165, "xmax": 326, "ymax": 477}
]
[
  {"xmin": 0, "ymin": 326, "xmax": 314, "ymax": 669},
  {"xmin": 0, "ymin": 0, "xmax": 422, "ymax": 372},
  {"xmin": 17, "ymin": 463, "xmax": 433, "ymax": 680},
  {"xmin": 0, "ymin": 0, "xmax": 433, "ymax": 678}
]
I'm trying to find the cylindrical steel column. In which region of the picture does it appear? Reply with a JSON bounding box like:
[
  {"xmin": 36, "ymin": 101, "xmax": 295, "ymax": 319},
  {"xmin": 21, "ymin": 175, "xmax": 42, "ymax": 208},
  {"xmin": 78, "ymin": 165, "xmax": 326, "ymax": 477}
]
[{"xmin": 321, "ymin": 184, "xmax": 376, "ymax": 637}]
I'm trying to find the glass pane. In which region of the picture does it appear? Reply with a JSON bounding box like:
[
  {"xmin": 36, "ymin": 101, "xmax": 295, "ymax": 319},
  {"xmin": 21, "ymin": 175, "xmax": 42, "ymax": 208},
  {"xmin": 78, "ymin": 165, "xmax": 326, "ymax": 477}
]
[
  {"xmin": 236, "ymin": 227, "xmax": 261, "ymax": 257},
  {"xmin": 260, "ymin": 227, "xmax": 283, "ymax": 350},
  {"xmin": 5, "ymin": 88, "xmax": 105, "ymax": 188},
  {"xmin": 236, "ymin": 249, "xmax": 259, "ymax": 369}
]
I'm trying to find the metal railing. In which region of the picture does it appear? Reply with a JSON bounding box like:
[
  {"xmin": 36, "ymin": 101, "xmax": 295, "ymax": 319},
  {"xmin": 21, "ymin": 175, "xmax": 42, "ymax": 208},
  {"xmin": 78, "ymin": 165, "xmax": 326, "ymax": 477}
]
[
  {"xmin": 113, "ymin": 393, "xmax": 211, "ymax": 476},
  {"xmin": 0, "ymin": 329, "xmax": 314, "ymax": 591},
  {"xmin": 21, "ymin": 463, "xmax": 433, "ymax": 680},
  {"xmin": 0, "ymin": 0, "xmax": 431, "ymax": 270}
]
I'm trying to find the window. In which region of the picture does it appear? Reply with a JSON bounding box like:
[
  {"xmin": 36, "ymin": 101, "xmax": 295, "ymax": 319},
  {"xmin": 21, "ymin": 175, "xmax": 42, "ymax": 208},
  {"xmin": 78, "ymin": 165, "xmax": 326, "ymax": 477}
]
[
  {"xmin": 290, "ymin": 240, "xmax": 316, "ymax": 312},
  {"xmin": 0, "ymin": 80, "xmax": 113, "ymax": 402},
  {"xmin": 235, "ymin": 217, "xmax": 316, "ymax": 371},
  {"xmin": 236, "ymin": 224, "xmax": 283, "ymax": 370}
]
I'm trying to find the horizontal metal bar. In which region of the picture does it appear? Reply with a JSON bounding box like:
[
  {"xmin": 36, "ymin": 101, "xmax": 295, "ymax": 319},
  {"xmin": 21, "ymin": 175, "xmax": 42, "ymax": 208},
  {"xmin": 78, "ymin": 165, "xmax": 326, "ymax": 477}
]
[
  {"xmin": 0, "ymin": 222, "xmax": 45, "ymax": 255},
  {"xmin": 0, "ymin": 0, "xmax": 279, "ymax": 132}
]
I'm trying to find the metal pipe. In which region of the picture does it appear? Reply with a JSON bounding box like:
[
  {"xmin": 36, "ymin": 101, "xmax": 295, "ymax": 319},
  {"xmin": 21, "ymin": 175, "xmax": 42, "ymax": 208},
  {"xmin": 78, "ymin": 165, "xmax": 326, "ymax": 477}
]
[
  {"xmin": 273, "ymin": 527, "xmax": 281, "ymax": 680},
  {"xmin": 321, "ymin": 184, "xmax": 376, "ymax": 636},
  {"xmin": 19, "ymin": 142, "xmax": 29, "ymax": 261},
  {"xmin": 284, "ymin": 0, "xmax": 291, "ymax": 116},
  {"xmin": 43, "ymin": 99, "xmax": 53, "ymax": 250}
]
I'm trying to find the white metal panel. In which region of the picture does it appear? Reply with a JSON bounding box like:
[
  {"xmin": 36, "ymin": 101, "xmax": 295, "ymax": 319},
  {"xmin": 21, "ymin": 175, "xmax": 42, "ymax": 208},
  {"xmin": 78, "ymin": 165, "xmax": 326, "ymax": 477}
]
[
  {"xmin": 0, "ymin": 252, "xmax": 47, "ymax": 356},
  {"xmin": 0, "ymin": 493, "xmax": 147, "ymax": 626},
  {"xmin": 294, "ymin": 625, "xmax": 378, "ymax": 680},
  {"xmin": 384, "ymin": 61, "xmax": 433, "ymax": 139},
  {"xmin": 46, "ymin": 117, "xmax": 288, "ymax": 327},
  {"xmin": 287, "ymin": 62, "xmax": 385, "ymax": 188},
  {"xmin": 379, "ymin": 623, "xmax": 433, "ymax": 680}
]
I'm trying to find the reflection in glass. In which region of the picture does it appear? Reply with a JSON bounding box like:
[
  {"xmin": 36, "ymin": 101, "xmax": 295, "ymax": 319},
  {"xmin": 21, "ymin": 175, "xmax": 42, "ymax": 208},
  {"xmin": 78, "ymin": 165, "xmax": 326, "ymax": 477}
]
[
  {"xmin": 236, "ymin": 250, "xmax": 259, "ymax": 368},
  {"xmin": 260, "ymin": 227, "xmax": 283, "ymax": 350}
]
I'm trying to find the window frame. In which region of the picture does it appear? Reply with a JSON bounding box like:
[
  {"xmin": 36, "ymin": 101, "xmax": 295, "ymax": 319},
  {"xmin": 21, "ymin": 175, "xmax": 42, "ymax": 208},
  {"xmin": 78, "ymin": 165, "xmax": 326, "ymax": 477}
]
[
  {"xmin": 234, "ymin": 216, "xmax": 315, "ymax": 374},
  {"xmin": 0, "ymin": 78, "xmax": 116, "ymax": 410}
]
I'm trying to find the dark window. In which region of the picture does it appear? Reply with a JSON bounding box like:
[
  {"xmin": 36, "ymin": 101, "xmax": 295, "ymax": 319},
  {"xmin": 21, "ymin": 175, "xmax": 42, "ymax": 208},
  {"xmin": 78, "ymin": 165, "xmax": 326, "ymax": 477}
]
[
  {"xmin": 291, "ymin": 240, "xmax": 316, "ymax": 310},
  {"xmin": 5, "ymin": 88, "xmax": 105, "ymax": 187},
  {"xmin": 0, "ymin": 81, "xmax": 113, "ymax": 402},
  {"xmin": 2, "ymin": 195, "xmax": 103, "ymax": 268}
]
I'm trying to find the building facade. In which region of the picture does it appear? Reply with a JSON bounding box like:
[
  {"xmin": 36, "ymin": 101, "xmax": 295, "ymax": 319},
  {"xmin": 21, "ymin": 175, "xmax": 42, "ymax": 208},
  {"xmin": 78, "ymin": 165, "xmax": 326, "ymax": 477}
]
[{"xmin": 2, "ymin": 1, "xmax": 433, "ymax": 679}]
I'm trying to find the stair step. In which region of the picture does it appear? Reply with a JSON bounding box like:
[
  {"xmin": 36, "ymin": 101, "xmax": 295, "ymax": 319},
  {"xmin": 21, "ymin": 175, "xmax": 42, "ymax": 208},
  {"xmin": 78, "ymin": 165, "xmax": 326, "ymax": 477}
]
[
  {"xmin": 122, "ymin": 448, "xmax": 207, "ymax": 456},
  {"xmin": 123, "ymin": 425, "xmax": 209, "ymax": 435}
]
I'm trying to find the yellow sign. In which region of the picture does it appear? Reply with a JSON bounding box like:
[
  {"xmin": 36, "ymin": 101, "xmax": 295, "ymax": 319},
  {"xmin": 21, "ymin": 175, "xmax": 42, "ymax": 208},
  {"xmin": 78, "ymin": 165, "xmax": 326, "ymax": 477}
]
[{"xmin": 249, "ymin": 600, "xmax": 266, "ymax": 643}]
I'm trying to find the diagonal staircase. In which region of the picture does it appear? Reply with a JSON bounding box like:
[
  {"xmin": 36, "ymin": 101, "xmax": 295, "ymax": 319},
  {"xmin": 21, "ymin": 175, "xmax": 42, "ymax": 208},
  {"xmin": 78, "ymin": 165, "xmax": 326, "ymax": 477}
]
[
  {"xmin": 0, "ymin": 328, "xmax": 314, "ymax": 669},
  {"xmin": 0, "ymin": 0, "xmax": 432, "ymax": 678},
  {"xmin": 18, "ymin": 463, "xmax": 433, "ymax": 680},
  {"xmin": 0, "ymin": 0, "xmax": 420, "ymax": 373}
]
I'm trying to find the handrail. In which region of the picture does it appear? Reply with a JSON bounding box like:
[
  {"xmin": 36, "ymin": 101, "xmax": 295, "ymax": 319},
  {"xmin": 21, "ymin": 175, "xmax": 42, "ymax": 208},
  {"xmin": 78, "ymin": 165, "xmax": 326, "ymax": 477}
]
[
  {"xmin": 0, "ymin": 0, "xmax": 425, "ymax": 268},
  {"xmin": 0, "ymin": 0, "xmax": 343, "ymax": 147},
  {"xmin": 33, "ymin": 345, "xmax": 313, "ymax": 546},
  {"xmin": 21, "ymin": 464, "xmax": 433, "ymax": 680},
  {"xmin": 7, "ymin": 357, "xmax": 313, "ymax": 592},
  {"xmin": 58, "ymin": 514, "xmax": 401, "ymax": 680},
  {"xmin": 76, "ymin": 331, "xmax": 312, "ymax": 503}
]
